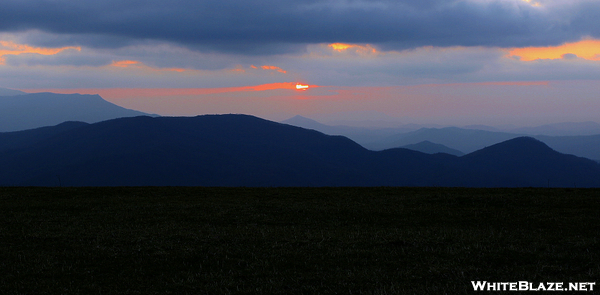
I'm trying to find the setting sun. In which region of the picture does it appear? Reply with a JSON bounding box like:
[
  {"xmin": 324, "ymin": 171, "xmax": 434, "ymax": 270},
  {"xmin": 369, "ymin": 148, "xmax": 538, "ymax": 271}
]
[{"xmin": 295, "ymin": 84, "xmax": 309, "ymax": 90}]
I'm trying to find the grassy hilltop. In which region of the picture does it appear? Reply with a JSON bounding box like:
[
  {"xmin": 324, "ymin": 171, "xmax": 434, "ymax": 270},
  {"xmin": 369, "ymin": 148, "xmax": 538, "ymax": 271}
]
[{"xmin": 1, "ymin": 187, "xmax": 599, "ymax": 294}]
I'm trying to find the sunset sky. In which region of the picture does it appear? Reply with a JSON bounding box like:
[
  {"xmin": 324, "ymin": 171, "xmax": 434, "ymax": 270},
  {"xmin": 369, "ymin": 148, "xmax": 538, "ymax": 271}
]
[{"xmin": 2, "ymin": 0, "xmax": 600, "ymax": 126}]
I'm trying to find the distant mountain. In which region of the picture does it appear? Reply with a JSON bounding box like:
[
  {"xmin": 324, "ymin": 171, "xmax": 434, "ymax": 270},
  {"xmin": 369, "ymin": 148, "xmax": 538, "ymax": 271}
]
[
  {"xmin": 0, "ymin": 87, "xmax": 26, "ymax": 96},
  {"xmin": 462, "ymin": 125, "xmax": 500, "ymax": 132},
  {"xmin": 282, "ymin": 117, "xmax": 600, "ymax": 161},
  {"xmin": 282, "ymin": 115, "xmax": 345, "ymax": 134},
  {"xmin": 281, "ymin": 115, "xmax": 417, "ymax": 147},
  {"xmin": 401, "ymin": 141, "xmax": 464, "ymax": 156},
  {"xmin": 368, "ymin": 127, "xmax": 522, "ymax": 153},
  {"xmin": 1, "ymin": 114, "xmax": 599, "ymax": 187},
  {"xmin": 510, "ymin": 122, "xmax": 600, "ymax": 136},
  {"xmin": 0, "ymin": 92, "xmax": 153, "ymax": 132},
  {"xmin": 462, "ymin": 122, "xmax": 600, "ymax": 136},
  {"xmin": 308, "ymin": 111, "xmax": 410, "ymax": 128},
  {"xmin": 535, "ymin": 134, "xmax": 600, "ymax": 161},
  {"xmin": 361, "ymin": 127, "xmax": 600, "ymax": 161}
]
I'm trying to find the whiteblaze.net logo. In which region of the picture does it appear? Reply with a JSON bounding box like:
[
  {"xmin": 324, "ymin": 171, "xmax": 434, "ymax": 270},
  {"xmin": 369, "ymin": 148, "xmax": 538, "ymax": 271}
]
[{"xmin": 471, "ymin": 281, "xmax": 596, "ymax": 292}]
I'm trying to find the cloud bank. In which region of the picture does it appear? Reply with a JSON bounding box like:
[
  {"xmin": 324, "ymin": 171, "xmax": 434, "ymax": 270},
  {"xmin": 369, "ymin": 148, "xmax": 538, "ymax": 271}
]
[{"xmin": 1, "ymin": 0, "xmax": 599, "ymax": 54}]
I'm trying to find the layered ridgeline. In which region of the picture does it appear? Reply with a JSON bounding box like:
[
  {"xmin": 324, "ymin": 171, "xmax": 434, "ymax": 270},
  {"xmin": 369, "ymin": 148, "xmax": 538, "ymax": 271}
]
[
  {"xmin": 282, "ymin": 115, "xmax": 600, "ymax": 162},
  {"xmin": 1, "ymin": 114, "xmax": 599, "ymax": 187},
  {"xmin": 400, "ymin": 141, "xmax": 464, "ymax": 156},
  {"xmin": 0, "ymin": 89, "xmax": 152, "ymax": 132}
]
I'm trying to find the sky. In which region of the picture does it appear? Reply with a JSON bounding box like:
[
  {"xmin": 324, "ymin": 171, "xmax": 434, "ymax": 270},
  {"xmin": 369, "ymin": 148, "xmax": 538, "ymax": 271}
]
[{"xmin": 1, "ymin": 0, "xmax": 600, "ymax": 127}]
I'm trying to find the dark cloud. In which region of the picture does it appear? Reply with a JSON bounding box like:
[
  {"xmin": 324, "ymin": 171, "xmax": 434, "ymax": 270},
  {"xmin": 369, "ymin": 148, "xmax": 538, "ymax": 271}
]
[
  {"xmin": 3, "ymin": 52, "xmax": 111, "ymax": 67},
  {"xmin": 1, "ymin": 0, "xmax": 598, "ymax": 54}
]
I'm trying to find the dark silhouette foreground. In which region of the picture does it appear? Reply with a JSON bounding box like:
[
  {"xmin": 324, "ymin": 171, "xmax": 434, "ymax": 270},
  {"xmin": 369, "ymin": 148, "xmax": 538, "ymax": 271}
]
[{"xmin": 1, "ymin": 115, "xmax": 599, "ymax": 187}]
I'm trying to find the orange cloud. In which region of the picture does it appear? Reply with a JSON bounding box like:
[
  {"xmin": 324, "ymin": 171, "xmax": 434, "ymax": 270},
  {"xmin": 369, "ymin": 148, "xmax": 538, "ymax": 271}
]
[
  {"xmin": 260, "ymin": 65, "xmax": 287, "ymax": 74},
  {"xmin": 509, "ymin": 39, "xmax": 600, "ymax": 61},
  {"xmin": 247, "ymin": 64, "xmax": 286, "ymax": 73},
  {"xmin": 110, "ymin": 60, "xmax": 186, "ymax": 72},
  {"xmin": 20, "ymin": 82, "xmax": 317, "ymax": 99},
  {"xmin": 328, "ymin": 43, "xmax": 378, "ymax": 55},
  {"xmin": 0, "ymin": 40, "xmax": 81, "ymax": 64},
  {"xmin": 111, "ymin": 60, "xmax": 140, "ymax": 67}
]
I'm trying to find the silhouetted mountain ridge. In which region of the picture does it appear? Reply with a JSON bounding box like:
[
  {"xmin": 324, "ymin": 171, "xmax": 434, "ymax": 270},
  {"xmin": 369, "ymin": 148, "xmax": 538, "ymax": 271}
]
[
  {"xmin": 1, "ymin": 115, "xmax": 599, "ymax": 187},
  {"xmin": 0, "ymin": 121, "xmax": 89, "ymax": 153},
  {"xmin": 459, "ymin": 137, "xmax": 600, "ymax": 187}
]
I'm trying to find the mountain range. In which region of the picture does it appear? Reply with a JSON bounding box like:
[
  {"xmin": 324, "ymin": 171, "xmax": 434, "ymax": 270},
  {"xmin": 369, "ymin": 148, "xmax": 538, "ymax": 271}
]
[
  {"xmin": 1, "ymin": 114, "xmax": 599, "ymax": 187},
  {"xmin": 400, "ymin": 141, "xmax": 464, "ymax": 156},
  {"xmin": 0, "ymin": 90, "xmax": 152, "ymax": 132},
  {"xmin": 282, "ymin": 115, "xmax": 600, "ymax": 161}
]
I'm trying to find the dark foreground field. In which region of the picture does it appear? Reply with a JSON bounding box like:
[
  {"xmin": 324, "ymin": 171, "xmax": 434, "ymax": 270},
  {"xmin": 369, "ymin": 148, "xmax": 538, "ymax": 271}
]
[{"xmin": 1, "ymin": 187, "xmax": 598, "ymax": 294}]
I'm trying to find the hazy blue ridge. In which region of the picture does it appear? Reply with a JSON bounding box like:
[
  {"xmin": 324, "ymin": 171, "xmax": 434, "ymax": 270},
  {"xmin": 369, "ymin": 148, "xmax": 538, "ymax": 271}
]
[
  {"xmin": 534, "ymin": 134, "xmax": 600, "ymax": 162},
  {"xmin": 0, "ymin": 92, "xmax": 153, "ymax": 132},
  {"xmin": 368, "ymin": 127, "xmax": 523, "ymax": 153},
  {"xmin": 282, "ymin": 116, "xmax": 600, "ymax": 162},
  {"xmin": 0, "ymin": 87, "xmax": 26, "ymax": 96},
  {"xmin": 1, "ymin": 114, "xmax": 599, "ymax": 187},
  {"xmin": 511, "ymin": 122, "xmax": 600, "ymax": 136},
  {"xmin": 281, "ymin": 115, "xmax": 419, "ymax": 148},
  {"xmin": 400, "ymin": 141, "xmax": 464, "ymax": 156}
]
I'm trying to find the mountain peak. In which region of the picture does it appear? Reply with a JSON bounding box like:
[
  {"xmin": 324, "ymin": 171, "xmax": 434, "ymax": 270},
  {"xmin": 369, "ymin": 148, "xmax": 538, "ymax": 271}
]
[
  {"xmin": 464, "ymin": 136, "xmax": 553, "ymax": 159},
  {"xmin": 485, "ymin": 136, "xmax": 549, "ymax": 151},
  {"xmin": 459, "ymin": 136, "xmax": 600, "ymax": 187},
  {"xmin": 0, "ymin": 92, "xmax": 152, "ymax": 132},
  {"xmin": 0, "ymin": 88, "xmax": 26, "ymax": 96}
]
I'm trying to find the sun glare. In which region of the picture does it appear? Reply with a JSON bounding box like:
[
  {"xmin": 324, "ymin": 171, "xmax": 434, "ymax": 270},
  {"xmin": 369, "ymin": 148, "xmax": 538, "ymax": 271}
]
[
  {"xmin": 328, "ymin": 43, "xmax": 378, "ymax": 55},
  {"xmin": 296, "ymin": 84, "xmax": 309, "ymax": 90},
  {"xmin": 329, "ymin": 43, "xmax": 353, "ymax": 51}
]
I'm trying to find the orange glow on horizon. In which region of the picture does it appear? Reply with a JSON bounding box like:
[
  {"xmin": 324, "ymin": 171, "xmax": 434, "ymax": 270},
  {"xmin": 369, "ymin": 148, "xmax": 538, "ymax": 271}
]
[
  {"xmin": 21, "ymin": 81, "xmax": 548, "ymax": 100},
  {"xmin": 0, "ymin": 40, "xmax": 81, "ymax": 64},
  {"xmin": 20, "ymin": 82, "xmax": 317, "ymax": 99},
  {"xmin": 19, "ymin": 81, "xmax": 566, "ymax": 119},
  {"xmin": 509, "ymin": 39, "xmax": 600, "ymax": 61}
]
